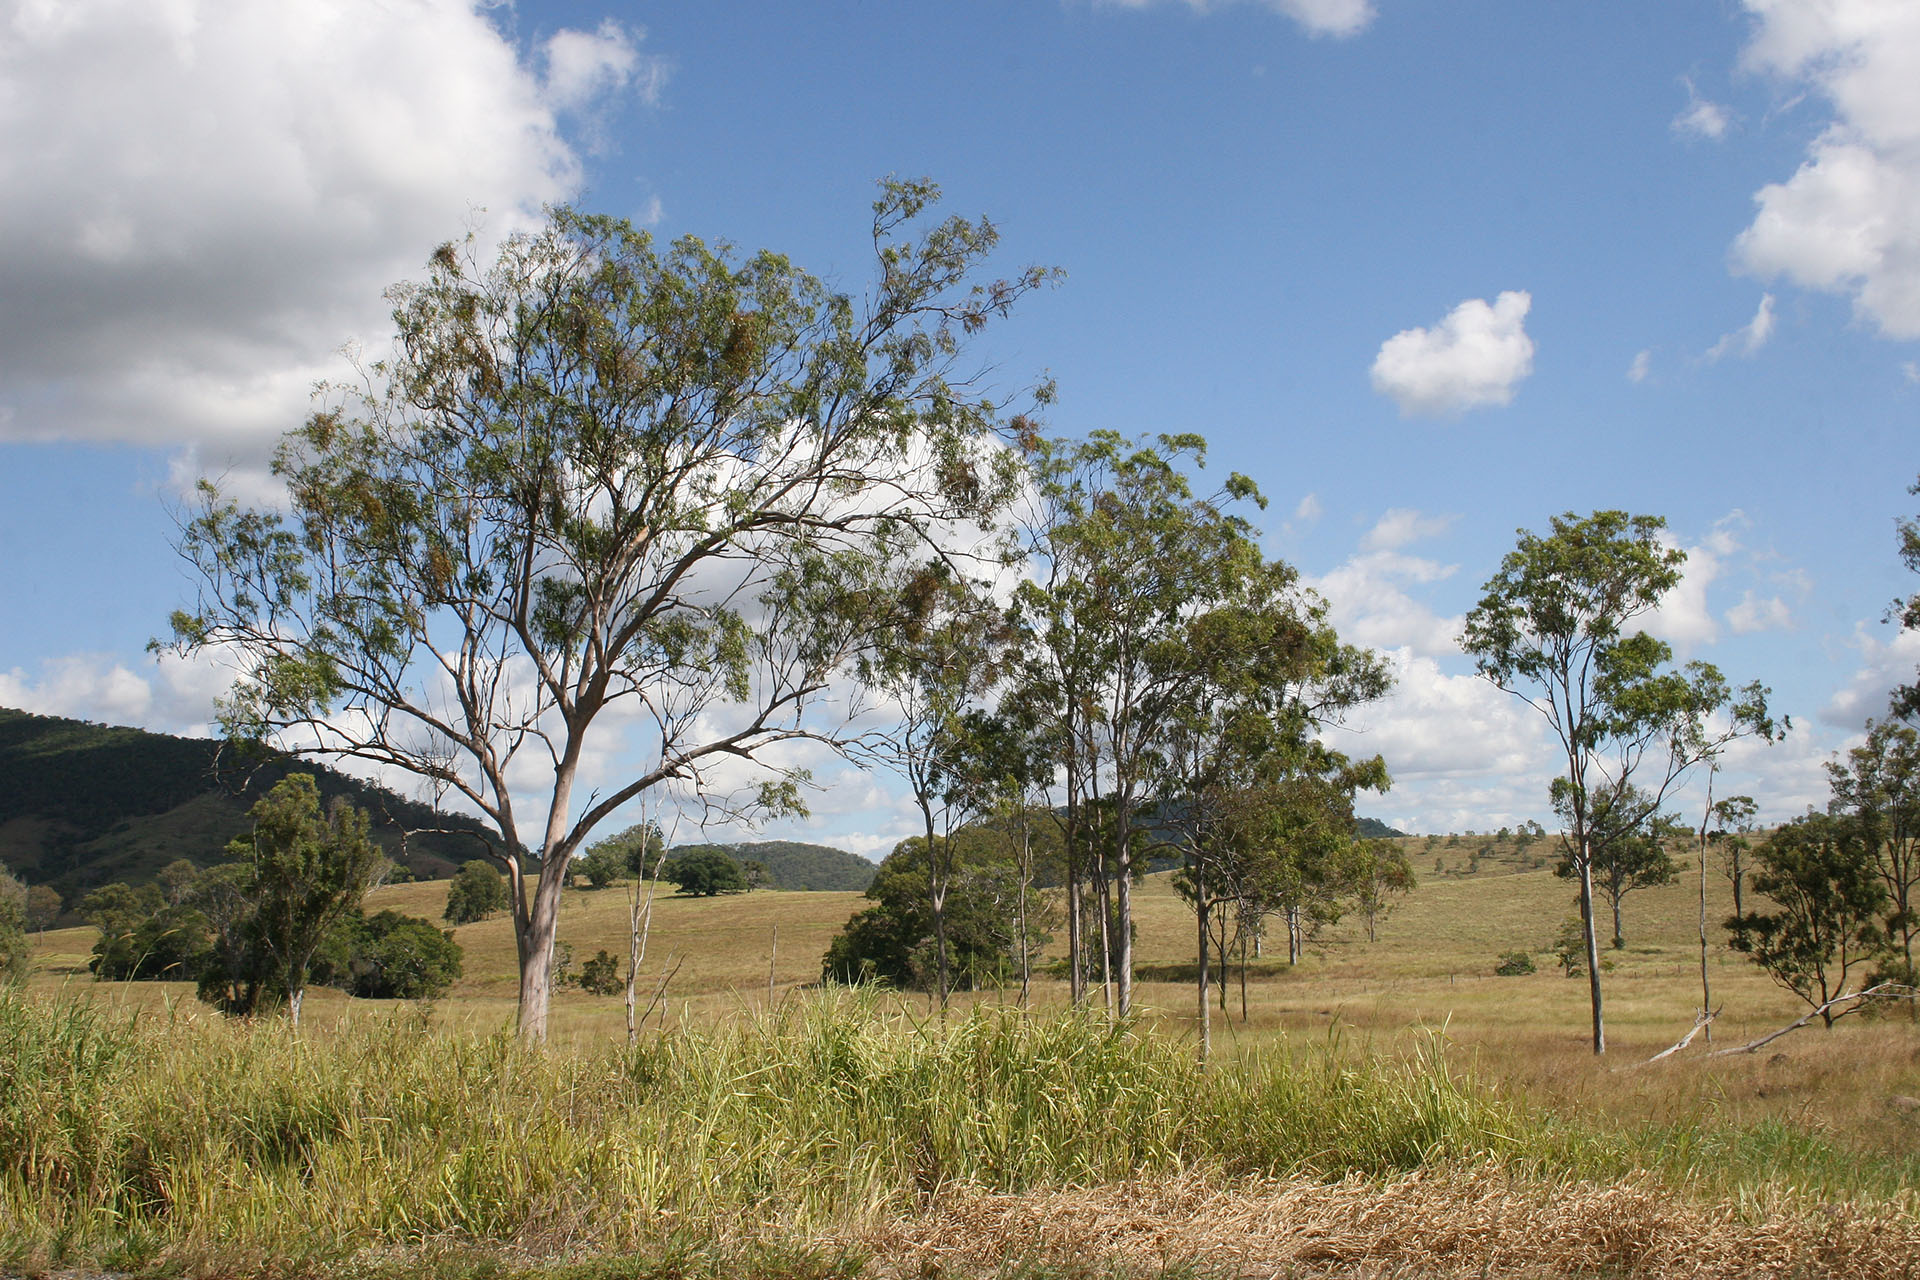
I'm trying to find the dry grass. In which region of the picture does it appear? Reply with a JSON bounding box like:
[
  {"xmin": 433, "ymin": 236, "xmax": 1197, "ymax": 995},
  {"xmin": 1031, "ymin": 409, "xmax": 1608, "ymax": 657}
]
[{"xmin": 849, "ymin": 1166, "xmax": 1920, "ymax": 1279}]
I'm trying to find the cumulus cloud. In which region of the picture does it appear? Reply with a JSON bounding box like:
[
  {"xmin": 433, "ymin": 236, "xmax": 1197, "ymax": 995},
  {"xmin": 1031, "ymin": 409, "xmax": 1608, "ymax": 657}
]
[
  {"xmin": 1628, "ymin": 349, "xmax": 1653, "ymax": 383},
  {"xmin": 1673, "ymin": 77, "xmax": 1734, "ymax": 140},
  {"xmin": 0, "ymin": 650, "xmax": 236, "ymax": 738},
  {"xmin": 1705, "ymin": 293, "xmax": 1777, "ymax": 360},
  {"xmin": 0, "ymin": 0, "xmax": 661, "ymax": 457},
  {"xmin": 1369, "ymin": 291, "xmax": 1535, "ymax": 418},
  {"xmin": 1094, "ymin": 0, "xmax": 1375, "ymax": 39},
  {"xmin": 1734, "ymin": 0, "xmax": 1920, "ymax": 337},
  {"xmin": 1293, "ymin": 492, "xmax": 1324, "ymax": 525}
]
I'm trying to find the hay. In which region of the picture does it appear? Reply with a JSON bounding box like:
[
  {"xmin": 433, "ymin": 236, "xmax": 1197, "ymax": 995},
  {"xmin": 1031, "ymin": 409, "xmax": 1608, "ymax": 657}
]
[{"xmin": 845, "ymin": 1165, "xmax": 1920, "ymax": 1279}]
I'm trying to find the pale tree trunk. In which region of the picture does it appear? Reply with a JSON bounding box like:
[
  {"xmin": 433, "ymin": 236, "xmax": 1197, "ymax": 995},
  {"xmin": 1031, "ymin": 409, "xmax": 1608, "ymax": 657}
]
[
  {"xmin": 517, "ymin": 754, "xmax": 582, "ymax": 1041},
  {"xmin": 1579, "ymin": 840, "xmax": 1605, "ymax": 1055},
  {"xmin": 288, "ymin": 983, "xmax": 304, "ymax": 1029},
  {"xmin": 1697, "ymin": 772, "xmax": 1714, "ymax": 1045},
  {"xmin": 1115, "ymin": 819, "xmax": 1134, "ymax": 1018}
]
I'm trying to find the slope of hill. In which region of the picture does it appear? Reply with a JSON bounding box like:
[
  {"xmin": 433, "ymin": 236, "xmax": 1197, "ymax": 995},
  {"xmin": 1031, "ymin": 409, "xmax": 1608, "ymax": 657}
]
[
  {"xmin": 0, "ymin": 707, "xmax": 502, "ymax": 900},
  {"xmin": 668, "ymin": 839, "xmax": 876, "ymax": 892}
]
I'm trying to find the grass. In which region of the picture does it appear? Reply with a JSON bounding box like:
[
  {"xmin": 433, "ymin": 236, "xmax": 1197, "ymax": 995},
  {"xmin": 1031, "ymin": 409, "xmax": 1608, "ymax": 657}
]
[
  {"xmin": 16, "ymin": 837, "xmax": 1920, "ymax": 1277},
  {"xmin": 5, "ymin": 989, "xmax": 1917, "ymax": 1280}
]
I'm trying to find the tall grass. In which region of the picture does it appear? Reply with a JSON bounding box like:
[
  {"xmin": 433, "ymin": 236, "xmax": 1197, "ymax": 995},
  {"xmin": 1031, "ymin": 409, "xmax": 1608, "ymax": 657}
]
[{"xmin": 0, "ymin": 989, "xmax": 1909, "ymax": 1277}]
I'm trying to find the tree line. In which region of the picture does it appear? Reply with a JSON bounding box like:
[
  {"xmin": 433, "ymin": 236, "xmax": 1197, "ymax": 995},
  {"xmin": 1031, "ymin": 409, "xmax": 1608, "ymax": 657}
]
[{"xmin": 133, "ymin": 178, "xmax": 1920, "ymax": 1054}]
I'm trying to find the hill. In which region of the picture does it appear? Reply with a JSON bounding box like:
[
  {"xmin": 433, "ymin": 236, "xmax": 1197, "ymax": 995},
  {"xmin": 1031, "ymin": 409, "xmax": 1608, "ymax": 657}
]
[
  {"xmin": 669, "ymin": 839, "xmax": 876, "ymax": 892},
  {"xmin": 1355, "ymin": 817, "xmax": 1408, "ymax": 839},
  {"xmin": 0, "ymin": 707, "xmax": 501, "ymax": 902}
]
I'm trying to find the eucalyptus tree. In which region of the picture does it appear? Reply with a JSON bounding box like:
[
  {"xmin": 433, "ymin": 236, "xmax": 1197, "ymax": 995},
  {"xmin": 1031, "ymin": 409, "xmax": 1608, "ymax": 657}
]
[
  {"xmin": 1009, "ymin": 431, "xmax": 1269, "ymax": 1017},
  {"xmin": 160, "ymin": 181, "xmax": 1051, "ymax": 1039},
  {"xmin": 1161, "ymin": 564, "xmax": 1390, "ymax": 1056},
  {"xmin": 1462, "ymin": 511, "xmax": 1778, "ymax": 1055},
  {"xmin": 859, "ymin": 563, "xmax": 1010, "ymax": 1011},
  {"xmin": 1892, "ymin": 474, "xmax": 1920, "ymax": 721}
]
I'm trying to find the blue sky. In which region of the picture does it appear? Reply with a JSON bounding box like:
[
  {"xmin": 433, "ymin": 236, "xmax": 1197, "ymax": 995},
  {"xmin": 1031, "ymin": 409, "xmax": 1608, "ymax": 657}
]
[{"xmin": 2, "ymin": 0, "xmax": 1917, "ymax": 856}]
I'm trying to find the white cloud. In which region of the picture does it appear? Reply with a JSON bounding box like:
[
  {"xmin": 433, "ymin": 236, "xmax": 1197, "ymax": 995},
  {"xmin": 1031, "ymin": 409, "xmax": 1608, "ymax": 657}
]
[
  {"xmin": 0, "ymin": 0, "xmax": 660, "ymax": 457},
  {"xmin": 1628, "ymin": 349, "xmax": 1652, "ymax": 383},
  {"xmin": 1308, "ymin": 547, "xmax": 1461, "ymax": 661},
  {"xmin": 1644, "ymin": 533, "xmax": 1723, "ymax": 654},
  {"xmin": 1095, "ymin": 0, "xmax": 1375, "ymax": 39},
  {"xmin": 1727, "ymin": 589, "xmax": 1794, "ymax": 634},
  {"xmin": 1821, "ymin": 623, "xmax": 1920, "ymax": 728},
  {"xmin": 1370, "ymin": 291, "xmax": 1535, "ymax": 418},
  {"xmin": 1705, "ymin": 293, "xmax": 1777, "ymax": 360},
  {"xmin": 1360, "ymin": 507, "xmax": 1455, "ymax": 552},
  {"xmin": 1673, "ymin": 77, "xmax": 1733, "ymax": 141},
  {"xmin": 1734, "ymin": 0, "xmax": 1920, "ymax": 337},
  {"xmin": 1293, "ymin": 492, "xmax": 1324, "ymax": 524},
  {"xmin": 0, "ymin": 650, "xmax": 235, "ymax": 738}
]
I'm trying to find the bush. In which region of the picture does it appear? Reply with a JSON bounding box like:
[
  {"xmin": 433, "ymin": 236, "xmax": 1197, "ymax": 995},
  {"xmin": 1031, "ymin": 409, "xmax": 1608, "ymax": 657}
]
[
  {"xmin": 335, "ymin": 911, "xmax": 464, "ymax": 1000},
  {"xmin": 1494, "ymin": 950, "xmax": 1536, "ymax": 976},
  {"xmin": 579, "ymin": 949, "xmax": 623, "ymax": 995},
  {"xmin": 443, "ymin": 860, "xmax": 508, "ymax": 923},
  {"xmin": 1551, "ymin": 918, "xmax": 1587, "ymax": 978}
]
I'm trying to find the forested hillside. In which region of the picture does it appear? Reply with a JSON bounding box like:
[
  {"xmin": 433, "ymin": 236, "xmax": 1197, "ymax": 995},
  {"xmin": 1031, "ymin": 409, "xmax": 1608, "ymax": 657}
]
[
  {"xmin": 668, "ymin": 839, "xmax": 877, "ymax": 891},
  {"xmin": 0, "ymin": 708, "xmax": 501, "ymax": 901}
]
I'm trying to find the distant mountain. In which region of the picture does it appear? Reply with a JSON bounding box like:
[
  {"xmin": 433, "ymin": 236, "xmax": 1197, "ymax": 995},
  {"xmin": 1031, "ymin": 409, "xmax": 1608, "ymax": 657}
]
[
  {"xmin": 668, "ymin": 839, "xmax": 876, "ymax": 892},
  {"xmin": 0, "ymin": 708, "xmax": 502, "ymax": 902},
  {"xmin": 1356, "ymin": 817, "xmax": 1409, "ymax": 839}
]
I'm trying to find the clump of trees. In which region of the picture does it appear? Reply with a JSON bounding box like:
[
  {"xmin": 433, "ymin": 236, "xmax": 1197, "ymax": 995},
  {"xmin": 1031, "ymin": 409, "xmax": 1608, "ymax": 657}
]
[
  {"xmin": 0, "ymin": 866, "xmax": 30, "ymax": 983},
  {"xmin": 661, "ymin": 849, "xmax": 750, "ymax": 897},
  {"xmin": 79, "ymin": 776, "xmax": 461, "ymax": 1019}
]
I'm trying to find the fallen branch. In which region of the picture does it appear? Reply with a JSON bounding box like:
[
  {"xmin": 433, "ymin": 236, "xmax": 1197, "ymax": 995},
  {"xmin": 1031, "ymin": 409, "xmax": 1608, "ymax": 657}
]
[
  {"xmin": 1634, "ymin": 1006, "xmax": 1719, "ymax": 1067},
  {"xmin": 1705, "ymin": 983, "xmax": 1917, "ymax": 1058}
]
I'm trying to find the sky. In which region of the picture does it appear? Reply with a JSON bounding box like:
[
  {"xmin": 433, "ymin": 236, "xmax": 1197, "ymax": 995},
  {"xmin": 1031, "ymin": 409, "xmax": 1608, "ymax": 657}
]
[{"xmin": 3, "ymin": 0, "xmax": 1918, "ymax": 858}]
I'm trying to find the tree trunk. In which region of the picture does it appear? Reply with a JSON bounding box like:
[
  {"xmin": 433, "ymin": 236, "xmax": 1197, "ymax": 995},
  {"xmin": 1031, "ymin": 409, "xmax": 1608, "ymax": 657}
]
[
  {"xmin": 1196, "ymin": 862, "xmax": 1211, "ymax": 1064},
  {"xmin": 1579, "ymin": 843, "xmax": 1605, "ymax": 1055},
  {"xmin": 1612, "ymin": 895, "xmax": 1624, "ymax": 950},
  {"xmin": 1115, "ymin": 818, "xmax": 1134, "ymax": 1018}
]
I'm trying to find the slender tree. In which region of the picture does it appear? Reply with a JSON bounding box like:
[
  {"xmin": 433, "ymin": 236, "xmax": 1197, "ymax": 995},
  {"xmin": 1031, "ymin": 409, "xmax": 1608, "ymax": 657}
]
[
  {"xmin": 1462, "ymin": 511, "xmax": 1776, "ymax": 1054},
  {"xmin": 159, "ymin": 182, "xmax": 1051, "ymax": 1039}
]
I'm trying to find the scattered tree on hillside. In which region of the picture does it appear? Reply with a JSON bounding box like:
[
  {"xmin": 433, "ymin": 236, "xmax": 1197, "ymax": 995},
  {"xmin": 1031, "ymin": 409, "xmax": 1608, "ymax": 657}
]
[
  {"xmin": 157, "ymin": 859, "xmax": 200, "ymax": 907},
  {"xmin": 1353, "ymin": 839, "xmax": 1416, "ymax": 943},
  {"xmin": 1462, "ymin": 510, "xmax": 1779, "ymax": 1055},
  {"xmin": 159, "ymin": 182, "xmax": 1053, "ymax": 1040},
  {"xmin": 25, "ymin": 884, "xmax": 61, "ymax": 933},
  {"xmin": 662, "ymin": 848, "xmax": 748, "ymax": 897},
  {"xmin": 444, "ymin": 859, "xmax": 508, "ymax": 924},
  {"xmin": 1729, "ymin": 812, "xmax": 1887, "ymax": 1027},
  {"xmin": 572, "ymin": 841, "xmax": 629, "ymax": 890},
  {"xmin": 223, "ymin": 774, "xmax": 383, "ymax": 1026}
]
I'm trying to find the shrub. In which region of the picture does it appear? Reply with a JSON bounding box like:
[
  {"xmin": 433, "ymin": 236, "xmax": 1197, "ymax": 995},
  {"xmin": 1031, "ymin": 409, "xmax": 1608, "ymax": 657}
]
[
  {"xmin": 579, "ymin": 949, "xmax": 623, "ymax": 995},
  {"xmin": 1494, "ymin": 950, "xmax": 1536, "ymax": 976},
  {"xmin": 443, "ymin": 860, "xmax": 507, "ymax": 924}
]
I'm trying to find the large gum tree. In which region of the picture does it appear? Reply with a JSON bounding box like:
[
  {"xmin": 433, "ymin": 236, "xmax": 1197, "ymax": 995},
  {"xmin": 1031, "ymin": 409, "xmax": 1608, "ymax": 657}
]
[{"xmin": 160, "ymin": 181, "xmax": 1051, "ymax": 1039}]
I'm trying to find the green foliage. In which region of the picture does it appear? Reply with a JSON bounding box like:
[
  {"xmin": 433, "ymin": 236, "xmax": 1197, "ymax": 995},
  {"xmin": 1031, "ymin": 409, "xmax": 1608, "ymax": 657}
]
[
  {"xmin": 578, "ymin": 949, "xmax": 623, "ymax": 996},
  {"xmin": 586, "ymin": 821, "xmax": 667, "ymax": 880},
  {"xmin": 822, "ymin": 835, "xmax": 1035, "ymax": 989},
  {"xmin": 443, "ymin": 859, "xmax": 508, "ymax": 924},
  {"xmin": 662, "ymin": 849, "xmax": 748, "ymax": 897},
  {"xmin": 320, "ymin": 909, "xmax": 464, "ymax": 1000},
  {"xmin": 1729, "ymin": 812, "xmax": 1889, "ymax": 1025},
  {"xmin": 1494, "ymin": 950, "xmax": 1537, "ymax": 976},
  {"xmin": 1826, "ymin": 718, "xmax": 1920, "ymax": 987},
  {"xmin": 1891, "ymin": 473, "xmax": 1920, "ymax": 721},
  {"xmin": 572, "ymin": 843, "xmax": 629, "ymax": 890},
  {"xmin": 0, "ymin": 866, "xmax": 27, "ymax": 984},
  {"xmin": 217, "ymin": 775, "xmax": 382, "ymax": 1023},
  {"xmin": 1551, "ymin": 918, "xmax": 1588, "ymax": 977}
]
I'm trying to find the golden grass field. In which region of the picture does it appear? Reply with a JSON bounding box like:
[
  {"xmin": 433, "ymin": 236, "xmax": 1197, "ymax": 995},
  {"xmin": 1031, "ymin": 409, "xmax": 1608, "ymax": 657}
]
[{"xmin": 27, "ymin": 835, "xmax": 1920, "ymax": 1171}]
